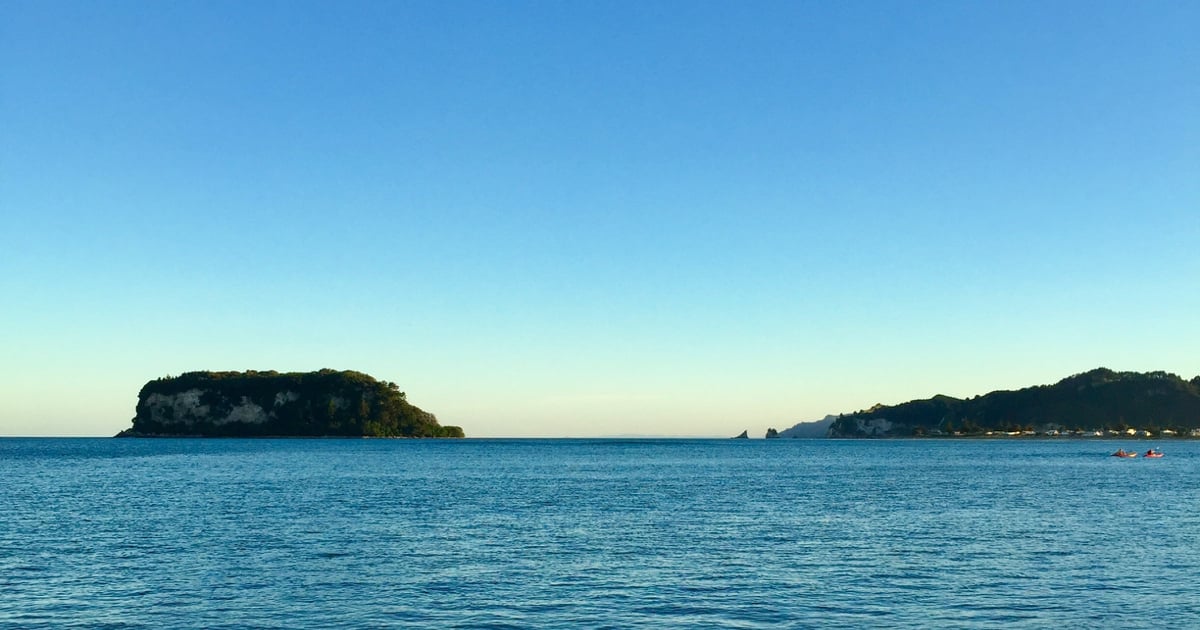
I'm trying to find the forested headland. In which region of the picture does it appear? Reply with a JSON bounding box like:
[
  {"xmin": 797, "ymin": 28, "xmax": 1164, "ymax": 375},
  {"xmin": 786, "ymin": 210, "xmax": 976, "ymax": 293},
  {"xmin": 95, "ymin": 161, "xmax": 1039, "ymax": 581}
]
[{"xmin": 824, "ymin": 368, "xmax": 1200, "ymax": 438}]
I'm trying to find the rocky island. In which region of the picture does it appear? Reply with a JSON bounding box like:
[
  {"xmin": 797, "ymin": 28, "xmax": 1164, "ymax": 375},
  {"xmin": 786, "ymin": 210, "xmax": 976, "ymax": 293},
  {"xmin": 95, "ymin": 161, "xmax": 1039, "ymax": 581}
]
[{"xmin": 117, "ymin": 370, "xmax": 464, "ymax": 438}]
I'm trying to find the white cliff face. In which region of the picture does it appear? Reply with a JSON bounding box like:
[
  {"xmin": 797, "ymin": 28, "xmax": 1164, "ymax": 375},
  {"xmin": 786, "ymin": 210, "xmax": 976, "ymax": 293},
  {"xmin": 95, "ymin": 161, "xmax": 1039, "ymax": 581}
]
[
  {"xmin": 220, "ymin": 398, "xmax": 268, "ymax": 425},
  {"xmin": 273, "ymin": 391, "xmax": 300, "ymax": 407},
  {"xmin": 144, "ymin": 389, "xmax": 269, "ymax": 426},
  {"xmin": 144, "ymin": 389, "xmax": 210, "ymax": 426},
  {"xmin": 855, "ymin": 417, "xmax": 893, "ymax": 436}
]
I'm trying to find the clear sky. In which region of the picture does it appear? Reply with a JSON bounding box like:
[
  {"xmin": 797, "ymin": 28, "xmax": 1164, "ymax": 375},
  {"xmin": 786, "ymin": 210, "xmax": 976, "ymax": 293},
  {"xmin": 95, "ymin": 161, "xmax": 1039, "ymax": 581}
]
[{"xmin": 2, "ymin": 1, "xmax": 1197, "ymax": 437}]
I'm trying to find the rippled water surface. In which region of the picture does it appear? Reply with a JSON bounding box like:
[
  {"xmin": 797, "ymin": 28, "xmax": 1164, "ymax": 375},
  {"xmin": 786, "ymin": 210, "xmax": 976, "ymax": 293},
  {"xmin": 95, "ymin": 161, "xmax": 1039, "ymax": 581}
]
[{"xmin": 3, "ymin": 438, "xmax": 1200, "ymax": 628}]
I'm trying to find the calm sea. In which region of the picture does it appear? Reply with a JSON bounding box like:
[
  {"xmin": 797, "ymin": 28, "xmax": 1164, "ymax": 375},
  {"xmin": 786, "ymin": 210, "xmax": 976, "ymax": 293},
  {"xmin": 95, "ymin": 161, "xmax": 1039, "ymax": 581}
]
[{"xmin": 2, "ymin": 438, "xmax": 1198, "ymax": 628}]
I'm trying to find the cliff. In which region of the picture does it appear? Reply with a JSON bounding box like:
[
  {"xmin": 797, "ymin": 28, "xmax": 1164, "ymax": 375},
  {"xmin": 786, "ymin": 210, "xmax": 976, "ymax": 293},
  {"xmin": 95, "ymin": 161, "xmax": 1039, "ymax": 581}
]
[
  {"xmin": 117, "ymin": 370, "xmax": 464, "ymax": 438},
  {"xmin": 828, "ymin": 368, "xmax": 1200, "ymax": 437}
]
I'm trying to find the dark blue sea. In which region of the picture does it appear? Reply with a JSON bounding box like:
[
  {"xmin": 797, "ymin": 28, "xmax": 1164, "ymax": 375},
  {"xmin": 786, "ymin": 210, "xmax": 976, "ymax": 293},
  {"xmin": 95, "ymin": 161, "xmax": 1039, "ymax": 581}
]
[{"xmin": 3, "ymin": 438, "xmax": 1199, "ymax": 628}]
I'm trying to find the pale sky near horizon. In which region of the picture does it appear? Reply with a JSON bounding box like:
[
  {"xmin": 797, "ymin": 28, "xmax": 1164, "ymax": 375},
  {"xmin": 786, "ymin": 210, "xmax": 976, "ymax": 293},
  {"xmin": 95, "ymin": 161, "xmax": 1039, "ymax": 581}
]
[{"xmin": 2, "ymin": 1, "xmax": 1197, "ymax": 437}]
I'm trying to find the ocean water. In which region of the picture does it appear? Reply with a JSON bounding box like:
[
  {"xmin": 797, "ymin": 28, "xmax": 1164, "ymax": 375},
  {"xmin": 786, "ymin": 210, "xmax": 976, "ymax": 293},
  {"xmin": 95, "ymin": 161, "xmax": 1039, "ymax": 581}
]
[{"xmin": 2, "ymin": 438, "xmax": 1199, "ymax": 629}]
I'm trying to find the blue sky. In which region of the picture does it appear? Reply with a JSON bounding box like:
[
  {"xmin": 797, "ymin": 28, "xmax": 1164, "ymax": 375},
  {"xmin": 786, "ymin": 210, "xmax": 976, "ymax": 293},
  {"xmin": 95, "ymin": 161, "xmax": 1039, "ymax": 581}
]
[{"xmin": 2, "ymin": 1, "xmax": 1197, "ymax": 437}]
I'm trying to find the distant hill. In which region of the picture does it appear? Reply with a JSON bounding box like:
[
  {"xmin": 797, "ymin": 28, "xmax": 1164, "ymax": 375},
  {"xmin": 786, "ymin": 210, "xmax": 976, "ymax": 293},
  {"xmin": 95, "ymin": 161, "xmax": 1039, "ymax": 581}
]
[
  {"xmin": 117, "ymin": 369, "xmax": 464, "ymax": 438},
  {"xmin": 828, "ymin": 368, "xmax": 1200, "ymax": 437},
  {"xmin": 777, "ymin": 415, "xmax": 837, "ymax": 438}
]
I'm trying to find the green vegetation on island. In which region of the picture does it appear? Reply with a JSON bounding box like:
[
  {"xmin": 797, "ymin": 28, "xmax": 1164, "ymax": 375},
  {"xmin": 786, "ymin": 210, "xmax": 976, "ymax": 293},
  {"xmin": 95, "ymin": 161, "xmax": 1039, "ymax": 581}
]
[
  {"xmin": 826, "ymin": 368, "xmax": 1200, "ymax": 438},
  {"xmin": 118, "ymin": 369, "xmax": 464, "ymax": 438}
]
